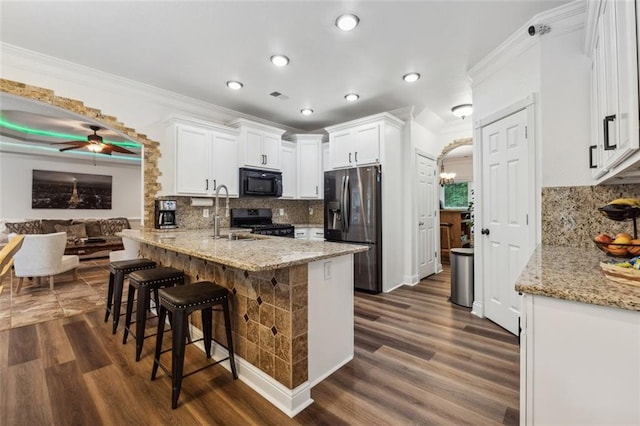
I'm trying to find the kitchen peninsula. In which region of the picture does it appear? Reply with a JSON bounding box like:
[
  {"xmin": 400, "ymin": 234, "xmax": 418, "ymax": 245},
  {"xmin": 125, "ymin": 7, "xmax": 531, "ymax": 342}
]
[
  {"xmin": 516, "ymin": 245, "xmax": 640, "ymax": 425},
  {"xmin": 122, "ymin": 229, "xmax": 368, "ymax": 417}
]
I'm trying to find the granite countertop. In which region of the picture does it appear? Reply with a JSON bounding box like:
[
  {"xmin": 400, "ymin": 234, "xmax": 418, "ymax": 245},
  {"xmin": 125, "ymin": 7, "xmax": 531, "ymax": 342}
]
[
  {"xmin": 120, "ymin": 229, "xmax": 368, "ymax": 271},
  {"xmin": 516, "ymin": 245, "xmax": 640, "ymax": 311}
]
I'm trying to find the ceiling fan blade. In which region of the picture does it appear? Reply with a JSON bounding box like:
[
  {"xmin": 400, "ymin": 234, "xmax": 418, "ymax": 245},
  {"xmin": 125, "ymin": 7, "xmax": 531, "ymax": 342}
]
[
  {"xmin": 59, "ymin": 144, "xmax": 87, "ymax": 152},
  {"xmin": 102, "ymin": 144, "xmax": 136, "ymax": 155},
  {"xmin": 50, "ymin": 140, "xmax": 87, "ymax": 145}
]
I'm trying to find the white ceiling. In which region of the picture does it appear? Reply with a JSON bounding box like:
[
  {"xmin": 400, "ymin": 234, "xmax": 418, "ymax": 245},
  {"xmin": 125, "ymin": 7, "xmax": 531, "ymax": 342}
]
[{"xmin": 0, "ymin": 0, "xmax": 571, "ymax": 132}]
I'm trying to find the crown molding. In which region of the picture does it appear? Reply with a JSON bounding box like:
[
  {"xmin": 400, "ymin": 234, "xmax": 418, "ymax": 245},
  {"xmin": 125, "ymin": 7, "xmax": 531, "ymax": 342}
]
[
  {"xmin": 468, "ymin": 0, "xmax": 586, "ymax": 87},
  {"xmin": 0, "ymin": 43, "xmax": 307, "ymax": 134}
]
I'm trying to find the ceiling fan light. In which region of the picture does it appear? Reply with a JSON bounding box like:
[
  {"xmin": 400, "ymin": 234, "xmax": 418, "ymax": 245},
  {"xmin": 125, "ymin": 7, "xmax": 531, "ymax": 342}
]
[
  {"xmin": 88, "ymin": 143, "xmax": 104, "ymax": 153},
  {"xmin": 344, "ymin": 93, "xmax": 360, "ymax": 102},
  {"xmin": 452, "ymin": 104, "xmax": 473, "ymax": 119},
  {"xmin": 226, "ymin": 80, "xmax": 243, "ymax": 90},
  {"xmin": 402, "ymin": 72, "xmax": 421, "ymax": 83},
  {"xmin": 335, "ymin": 14, "xmax": 360, "ymax": 31},
  {"xmin": 270, "ymin": 55, "xmax": 290, "ymax": 67}
]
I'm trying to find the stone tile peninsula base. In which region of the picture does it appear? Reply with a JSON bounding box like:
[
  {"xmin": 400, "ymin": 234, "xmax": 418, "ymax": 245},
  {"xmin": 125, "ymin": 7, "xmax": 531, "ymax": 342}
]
[{"xmin": 138, "ymin": 242, "xmax": 355, "ymax": 417}]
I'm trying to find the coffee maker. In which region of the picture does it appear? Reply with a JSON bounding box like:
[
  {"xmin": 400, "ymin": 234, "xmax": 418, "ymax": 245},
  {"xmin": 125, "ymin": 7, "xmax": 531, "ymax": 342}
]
[{"xmin": 154, "ymin": 199, "xmax": 177, "ymax": 229}]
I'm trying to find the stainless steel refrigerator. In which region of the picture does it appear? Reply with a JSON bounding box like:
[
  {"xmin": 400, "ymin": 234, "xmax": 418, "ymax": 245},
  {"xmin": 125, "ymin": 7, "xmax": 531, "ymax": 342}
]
[{"xmin": 324, "ymin": 165, "xmax": 382, "ymax": 293}]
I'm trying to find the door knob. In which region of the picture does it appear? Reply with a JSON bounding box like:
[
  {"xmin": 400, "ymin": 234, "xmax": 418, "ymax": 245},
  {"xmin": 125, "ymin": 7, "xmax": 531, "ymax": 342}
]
[{"xmin": 481, "ymin": 228, "xmax": 490, "ymax": 235}]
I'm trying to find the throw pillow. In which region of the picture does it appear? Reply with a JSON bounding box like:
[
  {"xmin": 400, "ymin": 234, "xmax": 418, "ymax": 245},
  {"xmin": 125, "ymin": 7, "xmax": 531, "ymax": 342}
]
[
  {"xmin": 5, "ymin": 220, "xmax": 43, "ymax": 234},
  {"xmin": 54, "ymin": 223, "xmax": 88, "ymax": 240},
  {"xmin": 100, "ymin": 217, "xmax": 130, "ymax": 236},
  {"xmin": 73, "ymin": 220, "xmax": 102, "ymax": 237},
  {"xmin": 41, "ymin": 219, "xmax": 73, "ymax": 234}
]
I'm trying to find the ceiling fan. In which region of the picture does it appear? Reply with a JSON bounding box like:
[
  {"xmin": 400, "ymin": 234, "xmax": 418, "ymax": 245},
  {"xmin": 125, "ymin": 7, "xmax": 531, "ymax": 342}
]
[{"xmin": 51, "ymin": 125, "xmax": 136, "ymax": 155}]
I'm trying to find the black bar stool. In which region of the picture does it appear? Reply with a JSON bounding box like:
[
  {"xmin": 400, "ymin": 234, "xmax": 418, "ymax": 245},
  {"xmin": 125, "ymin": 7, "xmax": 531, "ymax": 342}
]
[
  {"xmin": 123, "ymin": 266, "xmax": 185, "ymax": 361},
  {"xmin": 105, "ymin": 258, "xmax": 157, "ymax": 334},
  {"xmin": 151, "ymin": 281, "xmax": 238, "ymax": 409}
]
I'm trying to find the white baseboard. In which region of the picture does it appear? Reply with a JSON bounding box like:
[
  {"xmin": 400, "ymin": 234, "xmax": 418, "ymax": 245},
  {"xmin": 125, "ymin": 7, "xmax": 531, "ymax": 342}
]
[
  {"xmin": 402, "ymin": 274, "xmax": 419, "ymax": 286},
  {"xmin": 308, "ymin": 354, "xmax": 352, "ymax": 388},
  {"xmin": 471, "ymin": 301, "xmax": 484, "ymax": 318},
  {"xmin": 384, "ymin": 281, "xmax": 405, "ymax": 293},
  {"xmin": 188, "ymin": 325, "xmax": 313, "ymax": 417}
]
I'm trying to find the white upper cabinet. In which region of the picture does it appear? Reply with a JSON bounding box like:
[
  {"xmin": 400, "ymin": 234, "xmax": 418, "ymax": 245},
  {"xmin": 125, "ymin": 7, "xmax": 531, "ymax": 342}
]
[
  {"xmin": 326, "ymin": 113, "xmax": 403, "ymax": 170},
  {"xmin": 295, "ymin": 135, "xmax": 322, "ymax": 199},
  {"xmin": 586, "ymin": 0, "xmax": 639, "ymax": 182},
  {"xmin": 161, "ymin": 116, "xmax": 239, "ymax": 197},
  {"xmin": 322, "ymin": 142, "xmax": 331, "ymax": 172},
  {"xmin": 229, "ymin": 118, "xmax": 285, "ymax": 170},
  {"xmin": 280, "ymin": 141, "xmax": 297, "ymax": 199}
]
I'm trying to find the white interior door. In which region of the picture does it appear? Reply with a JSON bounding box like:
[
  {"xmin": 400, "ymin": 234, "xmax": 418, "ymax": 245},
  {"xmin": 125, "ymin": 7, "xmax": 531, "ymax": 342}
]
[
  {"xmin": 480, "ymin": 108, "xmax": 530, "ymax": 335},
  {"xmin": 417, "ymin": 153, "xmax": 436, "ymax": 279}
]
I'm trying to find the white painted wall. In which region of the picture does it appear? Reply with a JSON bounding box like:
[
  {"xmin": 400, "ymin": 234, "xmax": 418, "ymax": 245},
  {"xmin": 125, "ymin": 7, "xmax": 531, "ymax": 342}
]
[{"xmin": 0, "ymin": 150, "xmax": 141, "ymax": 221}]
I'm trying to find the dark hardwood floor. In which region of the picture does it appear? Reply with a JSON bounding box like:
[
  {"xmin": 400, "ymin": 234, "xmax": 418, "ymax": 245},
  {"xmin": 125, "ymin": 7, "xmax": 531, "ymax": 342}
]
[{"xmin": 0, "ymin": 264, "xmax": 519, "ymax": 425}]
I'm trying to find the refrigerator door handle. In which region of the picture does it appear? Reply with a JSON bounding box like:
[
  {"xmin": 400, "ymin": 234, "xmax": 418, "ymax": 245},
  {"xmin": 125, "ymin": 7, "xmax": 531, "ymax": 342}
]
[
  {"xmin": 340, "ymin": 175, "xmax": 347, "ymax": 231},
  {"xmin": 344, "ymin": 175, "xmax": 350, "ymax": 233}
]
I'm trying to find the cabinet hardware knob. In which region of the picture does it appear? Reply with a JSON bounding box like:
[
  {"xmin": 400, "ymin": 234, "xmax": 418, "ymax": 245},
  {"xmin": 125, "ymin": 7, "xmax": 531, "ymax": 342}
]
[{"xmin": 481, "ymin": 228, "xmax": 490, "ymax": 235}]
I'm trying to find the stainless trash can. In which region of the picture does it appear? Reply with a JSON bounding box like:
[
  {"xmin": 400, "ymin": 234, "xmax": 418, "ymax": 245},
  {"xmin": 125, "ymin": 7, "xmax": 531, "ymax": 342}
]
[{"xmin": 450, "ymin": 248, "xmax": 474, "ymax": 308}]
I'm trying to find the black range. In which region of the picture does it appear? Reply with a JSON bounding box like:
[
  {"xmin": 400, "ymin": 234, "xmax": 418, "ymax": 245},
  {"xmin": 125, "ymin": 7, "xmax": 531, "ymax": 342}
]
[{"xmin": 230, "ymin": 208, "xmax": 294, "ymax": 238}]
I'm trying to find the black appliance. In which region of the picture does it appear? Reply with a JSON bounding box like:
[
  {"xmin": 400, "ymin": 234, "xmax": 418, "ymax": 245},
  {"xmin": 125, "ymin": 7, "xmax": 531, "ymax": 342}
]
[
  {"xmin": 154, "ymin": 199, "xmax": 177, "ymax": 229},
  {"xmin": 324, "ymin": 165, "xmax": 382, "ymax": 293},
  {"xmin": 230, "ymin": 208, "xmax": 294, "ymax": 237},
  {"xmin": 239, "ymin": 167, "xmax": 283, "ymax": 197}
]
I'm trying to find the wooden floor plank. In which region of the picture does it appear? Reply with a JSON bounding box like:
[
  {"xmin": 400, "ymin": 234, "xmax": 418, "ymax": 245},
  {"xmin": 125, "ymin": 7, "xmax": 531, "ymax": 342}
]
[
  {"xmin": 5, "ymin": 359, "xmax": 53, "ymax": 425},
  {"xmin": 36, "ymin": 319, "xmax": 75, "ymax": 368},
  {"xmin": 0, "ymin": 263, "xmax": 520, "ymax": 424},
  {"xmin": 63, "ymin": 320, "xmax": 112, "ymax": 373},
  {"xmin": 44, "ymin": 360, "xmax": 102, "ymax": 425},
  {"xmin": 7, "ymin": 324, "xmax": 39, "ymax": 367}
]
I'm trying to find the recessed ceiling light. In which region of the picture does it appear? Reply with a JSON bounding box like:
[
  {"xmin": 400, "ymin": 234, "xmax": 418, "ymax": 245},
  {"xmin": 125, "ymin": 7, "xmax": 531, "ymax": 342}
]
[
  {"xmin": 335, "ymin": 14, "xmax": 360, "ymax": 31},
  {"xmin": 226, "ymin": 81, "xmax": 243, "ymax": 90},
  {"xmin": 270, "ymin": 55, "xmax": 290, "ymax": 67},
  {"xmin": 300, "ymin": 108, "xmax": 314, "ymax": 115},
  {"xmin": 451, "ymin": 104, "xmax": 473, "ymax": 119},
  {"xmin": 402, "ymin": 72, "xmax": 421, "ymax": 83},
  {"xmin": 344, "ymin": 93, "xmax": 360, "ymax": 102}
]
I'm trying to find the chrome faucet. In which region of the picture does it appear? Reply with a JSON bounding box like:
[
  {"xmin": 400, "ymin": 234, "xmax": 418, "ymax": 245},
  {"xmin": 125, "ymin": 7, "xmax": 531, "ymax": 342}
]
[{"xmin": 214, "ymin": 184, "xmax": 229, "ymax": 238}]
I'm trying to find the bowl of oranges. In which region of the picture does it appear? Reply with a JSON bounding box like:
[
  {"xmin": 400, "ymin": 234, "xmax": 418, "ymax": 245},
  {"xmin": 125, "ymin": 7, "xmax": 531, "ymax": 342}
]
[{"xmin": 593, "ymin": 232, "xmax": 640, "ymax": 257}]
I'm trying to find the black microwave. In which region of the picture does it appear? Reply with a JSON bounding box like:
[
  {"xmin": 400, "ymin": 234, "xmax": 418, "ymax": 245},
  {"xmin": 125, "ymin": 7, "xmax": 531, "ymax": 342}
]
[{"xmin": 239, "ymin": 167, "xmax": 283, "ymax": 197}]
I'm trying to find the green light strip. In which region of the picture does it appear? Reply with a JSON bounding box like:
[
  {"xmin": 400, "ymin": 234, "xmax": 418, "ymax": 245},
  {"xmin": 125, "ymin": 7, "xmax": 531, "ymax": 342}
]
[
  {"xmin": 0, "ymin": 117, "xmax": 141, "ymax": 148},
  {"xmin": 0, "ymin": 141, "xmax": 141, "ymax": 163}
]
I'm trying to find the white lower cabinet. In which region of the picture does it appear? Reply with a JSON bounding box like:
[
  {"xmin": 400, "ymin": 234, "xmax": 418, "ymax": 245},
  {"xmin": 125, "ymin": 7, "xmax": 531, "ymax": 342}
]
[
  {"xmin": 294, "ymin": 228, "xmax": 308, "ymax": 239},
  {"xmin": 308, "ymin": 227, "xmax": 324, "ymax": 241},
  {"xmin": 520, "ymin": 294, "xmax": 640, "ymax": 425},
  {"xmin": 161, "ymin": 116, "xmax": 239, "ymax": 197},
  {"xmin": 294, "ymin": 227, "xmax": 324, "ymax": 241}
]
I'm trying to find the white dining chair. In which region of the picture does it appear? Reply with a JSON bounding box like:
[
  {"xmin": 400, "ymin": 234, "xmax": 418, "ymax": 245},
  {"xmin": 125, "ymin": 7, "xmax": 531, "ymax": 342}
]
[
  {"xmin": 109, "ymin": 229, "xmax": 142, "ymax": 262},
  {"xmin": 11, "ymin": 232, "xmax": 80, "ymax": 292}
]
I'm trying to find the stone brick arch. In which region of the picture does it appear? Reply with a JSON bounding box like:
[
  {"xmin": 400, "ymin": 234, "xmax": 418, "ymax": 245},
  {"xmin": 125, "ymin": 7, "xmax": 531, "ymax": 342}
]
[{"xmin": 0, "ymin": 78, "xmax": 161, "ymax": 229}]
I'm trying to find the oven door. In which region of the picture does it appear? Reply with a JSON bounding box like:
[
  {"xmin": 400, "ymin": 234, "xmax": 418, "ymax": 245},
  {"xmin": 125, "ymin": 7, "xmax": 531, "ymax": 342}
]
[{"xmin": 240, "ymin": 168, "xmax": 283, "ymax": 197}]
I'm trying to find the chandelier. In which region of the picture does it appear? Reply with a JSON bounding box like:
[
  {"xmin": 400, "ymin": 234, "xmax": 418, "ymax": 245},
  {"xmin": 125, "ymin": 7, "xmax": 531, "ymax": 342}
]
[{"xmin": 439, "ymin": 163, "xmax": 456, "ymax": 186}]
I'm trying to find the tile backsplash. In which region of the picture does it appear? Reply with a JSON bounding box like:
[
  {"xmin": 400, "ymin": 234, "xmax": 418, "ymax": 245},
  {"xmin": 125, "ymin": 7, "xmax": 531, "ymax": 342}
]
[
  {"xmin": 542, "ymin": 184, "xmax": 640, "ymax": 248},
  {"xmin": 160, "ymin": 197, "xmax": 324, "ymax": 230}
]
